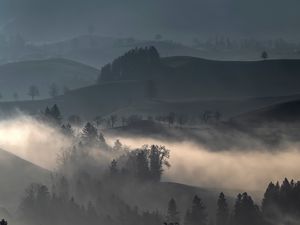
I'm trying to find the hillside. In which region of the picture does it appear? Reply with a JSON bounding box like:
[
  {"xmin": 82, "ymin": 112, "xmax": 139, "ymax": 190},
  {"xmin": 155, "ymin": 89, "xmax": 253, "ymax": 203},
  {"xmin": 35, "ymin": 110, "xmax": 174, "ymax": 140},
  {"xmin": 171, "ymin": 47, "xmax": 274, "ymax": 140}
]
[
  {"xmin": 158, "ymin": 57, "xmax": 300, "ymax": 99},
  {"xmin": 0, "ymin": 148, "xmax": 49, "ymax": 210},
  {"xmin": 1, "ymin": 56, "xmax": 300, "ymax": 119},
  {"xmin": 233, "ymin": 99, "xmax": 300, "ymax": 124},
  {"xmin": 24, "ymin": 36, "xmax": 205, "ymax": 68},
  {"xmin": 0, "ymin": 58, "xmax": 99, "ymax": 100}
]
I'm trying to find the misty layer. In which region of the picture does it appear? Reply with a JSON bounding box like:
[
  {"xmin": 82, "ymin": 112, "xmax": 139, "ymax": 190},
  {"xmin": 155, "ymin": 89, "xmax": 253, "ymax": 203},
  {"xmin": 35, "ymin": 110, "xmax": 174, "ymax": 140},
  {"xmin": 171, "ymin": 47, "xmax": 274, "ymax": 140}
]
[
  {"xmin": 1, "ymin": 114, "xmax": 300, "ymax": 195},
  {"xmin": 110, "ymin": 136, "xmax": 300, "ymax": 194},
  {"xmin": 0, "ymin": 114, "xmax": 72, "ymax": 169}
]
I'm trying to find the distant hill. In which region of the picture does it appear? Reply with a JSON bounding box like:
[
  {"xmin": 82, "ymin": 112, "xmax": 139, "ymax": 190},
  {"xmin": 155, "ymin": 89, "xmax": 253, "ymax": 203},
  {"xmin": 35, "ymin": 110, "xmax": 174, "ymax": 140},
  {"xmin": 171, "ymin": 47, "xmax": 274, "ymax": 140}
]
[
  {"xmin": 2, "ymin": 55, "xmax": 300, "ymax": 119},
  {"xmin": 0, "ymin": 58, "xmax": 99, "ymax": 100},
  {"xmin": 0, "ymin": 149, "xmax": 49, "ymax": 209},
  {"xmin": 36, "ymin": 35, "xmax": 204, "ymax": 68}
]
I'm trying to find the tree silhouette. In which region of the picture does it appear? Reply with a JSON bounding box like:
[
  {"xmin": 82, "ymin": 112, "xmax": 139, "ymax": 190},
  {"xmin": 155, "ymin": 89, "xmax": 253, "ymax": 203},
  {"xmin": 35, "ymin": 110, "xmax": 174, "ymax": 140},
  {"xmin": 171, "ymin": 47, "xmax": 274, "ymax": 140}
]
[
  {"xmin": 233, "ymin": 192, "xmax": 262, "ymax": 225},
  {"xmin": 216, "ymin": 192, "xmax": 229, "ymax": 225},
  {"xmin": 166, "ymin": 198, "xmax": 180, "ymax": 223},
  {"xmin": 185, "ymin": 195, "xmax": 207, "ymax": 225},
  {"xmin": 28, "ymin": 85, "xmax": 39, "ymax": 100},
  {"xmin": 261, "ymin": 51, "xmax": 268, "ymax": 60},
  {"xmin": 149, "ymin": 145, "xmax": 170, "ymax": 182}
]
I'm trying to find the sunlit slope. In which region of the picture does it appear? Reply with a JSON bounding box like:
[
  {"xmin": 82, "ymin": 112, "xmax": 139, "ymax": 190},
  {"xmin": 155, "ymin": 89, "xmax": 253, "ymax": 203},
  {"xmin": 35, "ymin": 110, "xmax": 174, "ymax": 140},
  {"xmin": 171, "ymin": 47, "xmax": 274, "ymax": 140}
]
[{"xmin": 0, "ymin": 58, "xmax": 99, "ymax": 100}]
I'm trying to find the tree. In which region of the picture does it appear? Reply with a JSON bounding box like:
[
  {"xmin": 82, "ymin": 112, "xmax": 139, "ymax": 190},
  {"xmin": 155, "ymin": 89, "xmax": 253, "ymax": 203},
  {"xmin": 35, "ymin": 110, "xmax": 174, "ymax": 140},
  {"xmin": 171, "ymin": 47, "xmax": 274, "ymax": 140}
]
[
  {"xmin": 28, "ymin": 85, "xmax": 39, "ymax": 100},
  {"xmin": 82, "ymin": 122, "xmax": 98, "ymax": 143},
  {"xmin": 167, "ymin": 112, "xmax": 176, "ymax": 128},
  {"xmin": 0, "ymin": 219, "xmax": 7, "ymax": 225},
  {"xmin": 44, "ymin": 104, "xmax": 62, "ymax": 125},
  {"xmin": 149, "ymin": 145, "xmax": 170, "ymax": 182},
  {"xmin": 113, "ymin": 139, "xmax": 123, "ymax": 151},
  {"xmin": 216, "ymin": 193, "xmax": 229, "ymax": 225},
  {"xmin": 185, "ymin": 195, "xmax": 207, "ymax": 225},
  {"xmin": 109, "ymin": 115, "xmax": 118, "ymax": 128},
  {"xmin": 51, "ymin": 104, "xmax": 62, "ymax": 124},
  {"xmin": 61, "ymin": 124, "xmax": 73, "ymax": 136},
  {"xmin": 167, "ymin": 198, "xmax": 180, "ymax": 223},
  {"xmin": 110, "ymin": 159, "xmax": 118, "ymax": 175},
  {"xmin": 233, "ymin": 193, "xmax": 262, "ymax": 225},
  {"xmin": 136, "ymin": 149, "xmax": 150, "ymax": 181},
  {"xmin": 49, "ymin": 83, "xmax": 59, "ymax": 98},
  {"xmin": 261, "ymin": 51, "xmax": 268, "ymax": 60}
]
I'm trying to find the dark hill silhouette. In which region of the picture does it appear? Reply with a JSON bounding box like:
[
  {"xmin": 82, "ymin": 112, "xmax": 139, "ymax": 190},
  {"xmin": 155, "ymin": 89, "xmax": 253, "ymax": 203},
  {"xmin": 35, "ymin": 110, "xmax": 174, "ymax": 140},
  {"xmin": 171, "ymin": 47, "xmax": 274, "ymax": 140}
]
[{"xmin": 233, "ymin": 99, "xmax": 300, "ymax": 124}]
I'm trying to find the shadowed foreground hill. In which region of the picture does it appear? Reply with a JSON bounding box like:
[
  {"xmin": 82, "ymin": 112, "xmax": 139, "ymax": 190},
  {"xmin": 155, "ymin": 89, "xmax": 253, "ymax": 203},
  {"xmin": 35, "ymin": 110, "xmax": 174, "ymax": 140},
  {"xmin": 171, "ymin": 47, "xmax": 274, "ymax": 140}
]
[
  {"xmin": 1, "ymin": 81, "xmax": 300, "ymax": 120},
  {"xmin": 0, "ymin": 149, "xmax": 49, "ymax": 209},
  {"xmin": 233, "ymin": 99, "xmax": 300, "ymax": 124},
  {"xmin": 0, "ymin": 58, "xmax": 99, "ymax": 100}
]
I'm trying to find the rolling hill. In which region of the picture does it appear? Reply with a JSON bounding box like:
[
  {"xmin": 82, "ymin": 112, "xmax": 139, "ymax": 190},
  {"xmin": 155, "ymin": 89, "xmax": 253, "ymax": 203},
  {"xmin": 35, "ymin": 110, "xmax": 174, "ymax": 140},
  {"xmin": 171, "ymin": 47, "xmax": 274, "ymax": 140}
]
[
  {"xmin": 157, "ymin": 57, "xmax": 300, "ymax": 99},
  {"xmin": 233, "ymin": 99, "xmax": 300, "ymax": 124},
  {"xmin": 1, "ymin": 56, "xmax": 300, "ymax": 120},
  {"xmin": 0, "ymin": 148, "xmax": 49, "ymax": 210},
  {"xmin": 0, "ymin": 58, "xmax": 99, "ymax": 100}
]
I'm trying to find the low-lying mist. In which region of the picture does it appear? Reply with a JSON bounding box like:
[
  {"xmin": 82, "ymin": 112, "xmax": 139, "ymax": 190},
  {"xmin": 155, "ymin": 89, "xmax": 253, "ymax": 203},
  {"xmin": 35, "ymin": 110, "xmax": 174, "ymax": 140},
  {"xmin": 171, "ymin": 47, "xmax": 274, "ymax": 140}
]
[
  {"xmin": 0, "ymin": 113, "xmax": 72, "ymax": 169},
  {"xmin": 109, "ymin": 137, "xmax": 300, "ymax": 194},
  {"xmin": 1, "ymin": 114, "xmax": 300, "ymax": 197}
]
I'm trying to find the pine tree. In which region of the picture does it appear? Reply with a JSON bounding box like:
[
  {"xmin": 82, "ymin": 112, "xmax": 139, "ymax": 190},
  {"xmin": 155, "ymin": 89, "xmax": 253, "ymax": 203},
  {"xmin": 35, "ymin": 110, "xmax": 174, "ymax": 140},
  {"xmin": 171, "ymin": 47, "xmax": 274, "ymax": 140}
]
[
  {"xmin": 110, "ymin": 160, "xmax": 118, "ymax": 175},
  {"xmin": 185, "ymin": 195, "xmax": 207, "ymax": 225},
  {"xmin": 216, "ymin": 193, "xmax": 229, "ymax": 225},
  {"xmin": 167, "ymin": 198, "xmax": 180, "ymax": 223},
  {"xmin": 82, "ymin": 122, "xmax": 98, "ymax": 143}
]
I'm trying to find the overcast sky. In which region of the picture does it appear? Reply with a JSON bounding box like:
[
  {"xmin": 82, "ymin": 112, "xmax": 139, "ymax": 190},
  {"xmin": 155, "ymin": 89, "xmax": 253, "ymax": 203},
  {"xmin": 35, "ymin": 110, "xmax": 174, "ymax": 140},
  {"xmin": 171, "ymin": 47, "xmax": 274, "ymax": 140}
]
[{"xmin": 0, "ymin": 0, "xmax": 299, "ymax": 42}]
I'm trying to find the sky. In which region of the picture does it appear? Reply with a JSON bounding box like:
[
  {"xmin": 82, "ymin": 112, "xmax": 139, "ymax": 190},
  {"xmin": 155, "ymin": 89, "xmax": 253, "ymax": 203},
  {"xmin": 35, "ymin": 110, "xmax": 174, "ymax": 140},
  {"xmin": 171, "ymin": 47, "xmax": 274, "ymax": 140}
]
[{"xmin": 0, "ymin": 0, "xmax": 300, "ymax": 42}]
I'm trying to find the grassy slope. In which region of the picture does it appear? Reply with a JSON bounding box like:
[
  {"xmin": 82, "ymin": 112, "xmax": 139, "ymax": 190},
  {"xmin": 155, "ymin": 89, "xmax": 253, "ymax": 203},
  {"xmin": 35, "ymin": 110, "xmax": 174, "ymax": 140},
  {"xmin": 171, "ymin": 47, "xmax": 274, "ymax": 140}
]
[
  {"xmin": 1, "ymin": 57, "xmax": 300, "ymax": 119},
  {"xmin": 0, "ymin": 148, "xmax": 49, "ymax": 209},
  {"xmin": 0, "ymin": 58, "xmax": 100, "ymax": 100},
  {"xmin": 159, "ymin": 57, "xmax": 300, "ymax": 99}
]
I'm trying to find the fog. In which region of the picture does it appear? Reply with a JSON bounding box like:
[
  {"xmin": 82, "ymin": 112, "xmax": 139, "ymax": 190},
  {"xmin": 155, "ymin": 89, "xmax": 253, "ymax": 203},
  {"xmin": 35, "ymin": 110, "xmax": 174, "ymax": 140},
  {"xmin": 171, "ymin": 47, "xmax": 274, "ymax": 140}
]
[
  {"xmin": 1, "ymin": 0, "xmax": 300, "ymax": 42},
  {"xmin": 0, "ymin": 114, "xmax": 71, "ymax": 169},
  {"xmin": 0, "ymin": 115, "xmax": 300, "ymax": 197}
]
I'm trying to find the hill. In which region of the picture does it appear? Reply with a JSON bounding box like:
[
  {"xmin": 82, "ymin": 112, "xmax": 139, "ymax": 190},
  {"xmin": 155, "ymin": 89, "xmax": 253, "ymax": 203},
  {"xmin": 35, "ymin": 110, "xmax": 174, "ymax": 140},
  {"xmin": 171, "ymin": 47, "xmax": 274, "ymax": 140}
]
[
  {"xmin": 233, "ymin": 99, "xmax": 300, "ymax": 124},
  {"xmin": 98, "ymin": 52, "xmax": 300, "ymax": 98},
  {"xmin": 0, "ymin": 148, "xmax": 49, "ymax": 210},
  {"xmin": 158, "ymin": 57, "xmax": 300, "ymax": 99},
  {"xmin": 12, "ymin": 36, "xmax": 205, "ymax": 68},
  {"xmin": 2, "ymin": 56, "xmax": 300, "ymax": 119},
  {"xmin": 0, "ymin": 58, "xmax": 99, "ymax": 100}
]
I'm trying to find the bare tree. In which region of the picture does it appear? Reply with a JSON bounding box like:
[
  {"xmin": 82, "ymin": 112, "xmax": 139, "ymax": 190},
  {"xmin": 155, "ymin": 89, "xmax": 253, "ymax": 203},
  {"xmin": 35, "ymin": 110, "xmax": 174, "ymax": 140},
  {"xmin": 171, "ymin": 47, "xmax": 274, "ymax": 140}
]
[
  {"xmin": 110, "ymin": 115, "xmax": 118, "ymax": 128},
  {"xmin": 261, "ymin": 51, "xmax": 268, "ymax": 60},
  {"xmin": 28, "ymin": 85, "xmax": 40, "ymax": 100}
]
